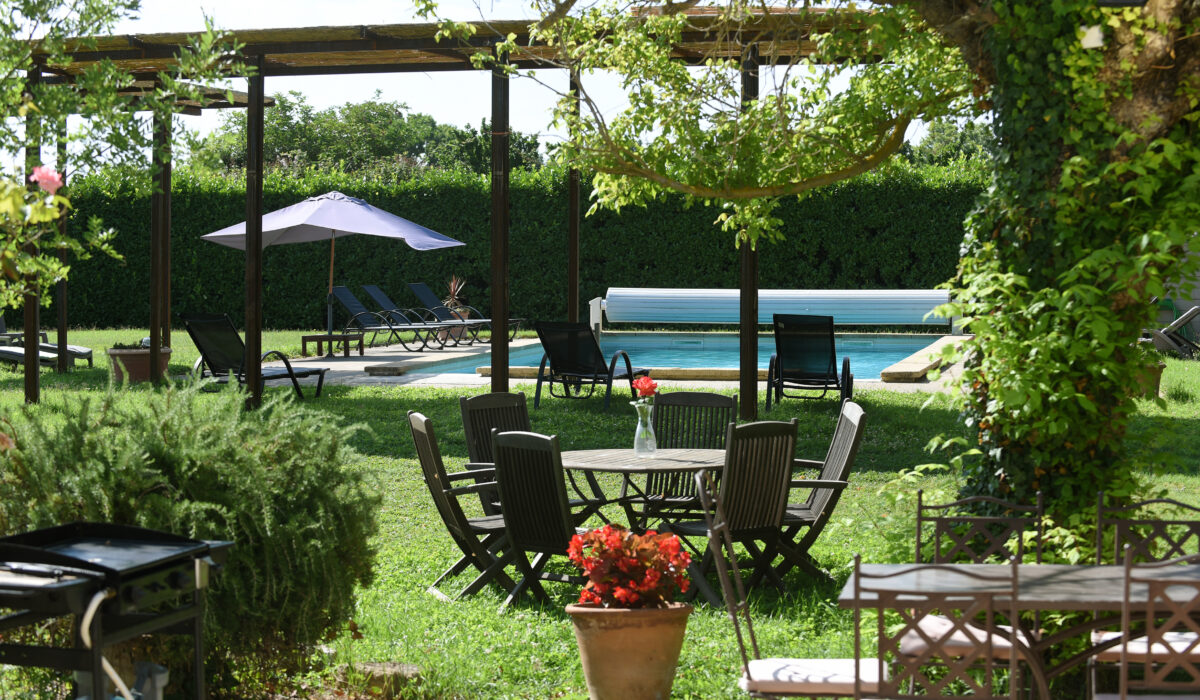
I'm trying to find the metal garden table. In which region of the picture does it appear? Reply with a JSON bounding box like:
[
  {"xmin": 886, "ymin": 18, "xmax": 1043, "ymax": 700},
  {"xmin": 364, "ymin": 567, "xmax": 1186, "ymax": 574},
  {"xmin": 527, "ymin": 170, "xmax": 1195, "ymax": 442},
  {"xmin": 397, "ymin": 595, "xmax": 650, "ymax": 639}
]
[{"xmin": 839, "ymin": 562, "xmax": 1200, "ymax": 698}]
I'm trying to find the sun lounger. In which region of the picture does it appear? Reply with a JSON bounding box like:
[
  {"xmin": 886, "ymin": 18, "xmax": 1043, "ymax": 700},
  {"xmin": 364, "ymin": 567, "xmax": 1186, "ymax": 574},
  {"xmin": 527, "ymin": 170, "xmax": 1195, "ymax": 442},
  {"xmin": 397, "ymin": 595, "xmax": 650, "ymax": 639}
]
[
  {"xmin": 182, "ymin": 312, "xmax": 328, "ymax": 399},
  {"xmin": 1148, "ymin": 305, "xmax": 1200, "ymax": 357},
  {"xmin": 331, "ymin": 286, "xmax": 449, "ymax": 351},
  {"xmin": 407, "ymin": 282, "xmax": 522, "ymax": 340},
  {"xmin": 362, "ymin": 284, "xmax": 487, "ymax": 346}
]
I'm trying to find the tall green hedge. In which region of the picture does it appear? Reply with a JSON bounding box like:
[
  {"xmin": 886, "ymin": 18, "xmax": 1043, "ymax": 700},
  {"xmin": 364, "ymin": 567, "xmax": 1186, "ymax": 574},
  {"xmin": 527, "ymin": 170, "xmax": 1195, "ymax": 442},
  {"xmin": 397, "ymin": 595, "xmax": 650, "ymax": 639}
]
[{"xmin": 43, "ymin": 162, "xmax": 985, "ymax": 329}]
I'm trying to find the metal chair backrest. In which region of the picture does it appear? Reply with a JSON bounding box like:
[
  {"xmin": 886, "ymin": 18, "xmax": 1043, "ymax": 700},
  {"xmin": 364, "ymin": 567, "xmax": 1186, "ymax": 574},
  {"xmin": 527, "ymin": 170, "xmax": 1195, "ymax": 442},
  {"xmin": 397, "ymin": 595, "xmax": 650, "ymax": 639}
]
[
  {"xmin": 917, "ymin": 491, "xmax": 1045, "ymax": 564},
  {"xmin": 800, "ymin": 400, "xmax": 866, "ymax": 515},
  {"xmin": 407, "ymin": 411, "xmax": 475, "ymax": 543},
  {"xmin": 853, "ymin": 555, "xmax": 1020, "ymax": 699},
  {"xmin": 407, "ymin": 282, "xmax": 459, "ymax": 322},
  {"xmin": 719, "ymin": 419, "xmax": 797, "ymax": 533},
  {"xmin": 644, "ymin": 392, "xmax": 737, "ymax": 500},
  {"xmin": 460, "ymin": 392, "xmax": 531, "ymax": 464},
  {"xmin": 491, "ymin": 430, "xmax": 575, "ymax": 555},
  {"xmin": 1097, "ymin": 493, "xmax": 1200, "ymax": 564},
  {"xmin": 181, "ymin": 312, "xmax": 246, "ymax": 376},
  {"xmin": 534, "ymin": 321, "xmax": 608, "ymax": 376},
  {"xmin": 696, "ymin": 470, "xmax": 762, "ymax": 673},
  {"xmin": 772, "ymin": 314, "xmax": 836, "ymax": 380},
  {"xmin": 1120, "ymin": 549, "xmax": 1200, "ymax": 696}
]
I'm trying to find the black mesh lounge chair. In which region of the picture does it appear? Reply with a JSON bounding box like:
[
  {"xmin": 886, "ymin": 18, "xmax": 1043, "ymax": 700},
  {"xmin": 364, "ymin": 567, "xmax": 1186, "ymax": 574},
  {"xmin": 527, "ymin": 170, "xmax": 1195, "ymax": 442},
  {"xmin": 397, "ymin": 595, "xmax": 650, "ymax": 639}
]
[
  {"xmin": 766, "ymin": 314, "xmax": 852, "ymax": 410},
  {"xmin": 358, "ymin": 284, "xmax": 470, "ymax": 343},
  {"xmin": 661, "ymin": 419, "xmax": 799, "ymax": 605},
  {"xmin": 181, "ymin": 312, "xmax": 328, "ymax": 399},
  {"xmin": 330, "ymin": 285, "xmax": 443, "ymax": 351},
  {"xmin": 363, "ymin": 283, "xmax": 484, "ymax": 347},
  {"xmin": 533, "ymin": 321, "xmax": 650, "ymax": 409},
  {"xmin": 489, "ymin": 429, "xmax": 585, "ymax": 609},
  {"xmin": 620, "ymin": 391, "xmax": 738, "ymax": 530},
  {"xmin": 407, "ymin": 282, "xmax": 522, "ymax": 341},
  {"xmin": 407, "ymin": 411, "xmax": 517, "ymax": 600},
  {"xmin": 0, "ymin": 315, "xmax": 91, "ymax": 366}
]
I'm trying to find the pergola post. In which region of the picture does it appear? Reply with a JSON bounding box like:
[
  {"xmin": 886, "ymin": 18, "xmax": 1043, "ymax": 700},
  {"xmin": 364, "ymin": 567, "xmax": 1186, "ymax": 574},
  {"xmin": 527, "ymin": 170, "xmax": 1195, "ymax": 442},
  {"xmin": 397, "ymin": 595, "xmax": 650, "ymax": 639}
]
[
  {"xmin": 490, "ymin": 46, "xmax": 511, "ymax": 392},
  {"xmin": 739, "ymin": 47, "xmax": 759, "ymax": 420},
  {"xmin": 24, "ymin": 67, "xmax": 42, "ymax": 404},
  {"xmin": 149, "ymin": 106, "xmax": 170, "ymax": 383},
  {"xmin": 567, "ymin": 68, "xmax": 582, "ymax": 323},
  {"xmin": 55, "ymin": 127, "xmax": 69, "ymax": 373},
  {"xmin": 244, "ymin": 56, "xmax": 266, "ymax": 408}
]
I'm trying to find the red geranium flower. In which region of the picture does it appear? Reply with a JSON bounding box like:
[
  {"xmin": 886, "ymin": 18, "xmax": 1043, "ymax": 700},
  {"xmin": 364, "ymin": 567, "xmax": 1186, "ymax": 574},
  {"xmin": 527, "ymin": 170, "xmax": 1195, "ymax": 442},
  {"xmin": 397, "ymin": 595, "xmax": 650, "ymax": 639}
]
[{"xmin": 566, "ymin": 524, "xmax": 690, "ymax": 609}]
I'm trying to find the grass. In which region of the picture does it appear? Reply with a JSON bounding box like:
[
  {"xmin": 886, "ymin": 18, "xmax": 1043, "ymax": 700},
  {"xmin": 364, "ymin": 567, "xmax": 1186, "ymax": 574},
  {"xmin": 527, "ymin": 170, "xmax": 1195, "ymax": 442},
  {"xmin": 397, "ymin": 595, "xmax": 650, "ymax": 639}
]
[{"xmin": 2, "ymin": 332, "xmax": 1198, "ymax": 698}]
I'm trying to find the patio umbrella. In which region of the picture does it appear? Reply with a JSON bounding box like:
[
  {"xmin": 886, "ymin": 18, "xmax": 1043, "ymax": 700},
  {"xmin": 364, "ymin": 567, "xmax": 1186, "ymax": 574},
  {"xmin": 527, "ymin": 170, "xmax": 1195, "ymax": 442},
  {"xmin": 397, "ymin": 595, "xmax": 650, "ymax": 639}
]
[{"xmin": 202, "ymin": 191, "xmax": 464, "ymax": 354}]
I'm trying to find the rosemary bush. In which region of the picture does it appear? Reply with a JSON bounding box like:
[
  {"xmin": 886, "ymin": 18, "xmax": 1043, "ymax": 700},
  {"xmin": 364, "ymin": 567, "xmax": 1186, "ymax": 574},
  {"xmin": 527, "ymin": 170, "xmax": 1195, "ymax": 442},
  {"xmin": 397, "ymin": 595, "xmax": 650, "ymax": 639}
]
[{"xmin": 0, "ymin": 381, "xmax": 378, "ymax": 688}]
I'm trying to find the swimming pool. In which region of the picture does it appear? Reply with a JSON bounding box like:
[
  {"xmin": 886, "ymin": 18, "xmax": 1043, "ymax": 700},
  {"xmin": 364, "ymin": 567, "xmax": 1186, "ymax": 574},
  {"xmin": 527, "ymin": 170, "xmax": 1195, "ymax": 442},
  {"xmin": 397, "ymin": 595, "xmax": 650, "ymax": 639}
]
[{"xmin": 416, "ymin": 332, "xmax": 942, "ymax": 380}]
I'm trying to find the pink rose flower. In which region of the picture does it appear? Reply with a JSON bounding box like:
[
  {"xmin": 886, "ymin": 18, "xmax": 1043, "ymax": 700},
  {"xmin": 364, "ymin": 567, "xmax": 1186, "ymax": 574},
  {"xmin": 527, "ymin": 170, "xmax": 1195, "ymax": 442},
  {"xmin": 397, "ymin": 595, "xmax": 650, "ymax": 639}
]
[{"xmin": 29, "ymin": 165, "xmax": 63, "ymax": 196}]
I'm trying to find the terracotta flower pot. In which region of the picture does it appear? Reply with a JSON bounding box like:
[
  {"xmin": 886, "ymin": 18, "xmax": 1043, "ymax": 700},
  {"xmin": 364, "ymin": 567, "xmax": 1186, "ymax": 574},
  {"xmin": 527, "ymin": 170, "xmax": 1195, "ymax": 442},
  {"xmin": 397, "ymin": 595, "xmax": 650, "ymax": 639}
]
[
  {"xmin": 107, "ymin": 347, "xmax": 171, "ymax": 383},
  {"xmin": 1133, "ymin": 360, "xmax": 1167, "ymax": 398},
  {"xmin": 566, "ymin": 602, "xmax": 692, "ymax": 700}
]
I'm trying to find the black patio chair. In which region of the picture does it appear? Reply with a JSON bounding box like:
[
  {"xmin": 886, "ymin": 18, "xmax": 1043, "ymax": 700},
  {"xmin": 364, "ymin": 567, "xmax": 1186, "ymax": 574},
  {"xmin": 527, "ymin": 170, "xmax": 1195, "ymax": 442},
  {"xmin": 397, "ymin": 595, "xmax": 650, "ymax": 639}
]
[
  {"xmin": 766, "ymin": 314, "xmax": 852, "ymax": 409},
  {"xmin": 768, "ymin": 400, "xmax": 866, "ymax": 585},
  {"xmin": 533, "ymin": 321, "xmax": 650, "ymax": 409},
  {"xmin": 365, "ymin": 284, "xmax": 488, "ymax": 346},
  {"xmin": 181, "ymin": 312, "xmax": 327, "ymax": 399},
  {"xmin": 460, "ymin": 392, "xmax": 607, "ymax": 523},
  {"xmin": 408, "ymin": 281, "xmax": 522, "ymax": 340},
  {"xmin": 330, "ymin": 285, "xmax": 443, "ymax": 351},
  {"xmin": 490, "ymin": 429, "xmax": 586, "ymax": 609},
  {"xmin": 620, "ymin": 391, "xmax": 738, "ymax": 530},
  {"xmin": 660, "ymin": 419, "xmax": 799, "ymax": 605},
  {"xmin": 697, "ymin": 470, "xmax": 878, "ymax": 697},
  {"xmin": 407, "ymin": 411, "xmax": 517, "ymax": 600}
]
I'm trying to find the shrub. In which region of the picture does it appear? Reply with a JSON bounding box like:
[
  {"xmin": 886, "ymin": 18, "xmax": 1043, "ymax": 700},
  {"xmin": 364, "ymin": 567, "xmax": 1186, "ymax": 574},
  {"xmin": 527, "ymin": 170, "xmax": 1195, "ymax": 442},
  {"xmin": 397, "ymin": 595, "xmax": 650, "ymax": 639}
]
[
  {"xmin": 0, "ymin": 382, "xmax": 379, "ymax": 692},
  {"xmin": 39, "ymin": 160, "xmax": 985, "ymax": 329}
]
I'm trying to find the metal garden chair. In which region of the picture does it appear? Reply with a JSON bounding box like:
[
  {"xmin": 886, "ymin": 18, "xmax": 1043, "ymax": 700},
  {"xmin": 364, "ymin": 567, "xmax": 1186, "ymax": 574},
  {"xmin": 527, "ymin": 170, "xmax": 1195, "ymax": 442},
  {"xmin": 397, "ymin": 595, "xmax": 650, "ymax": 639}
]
[
  {"xmin": 532, "ymin": 321, "xmax": 649, "ymax": 409},
  {"xmin": 181, "ymin": 312, "xmax": 328, "ymax": 399}
]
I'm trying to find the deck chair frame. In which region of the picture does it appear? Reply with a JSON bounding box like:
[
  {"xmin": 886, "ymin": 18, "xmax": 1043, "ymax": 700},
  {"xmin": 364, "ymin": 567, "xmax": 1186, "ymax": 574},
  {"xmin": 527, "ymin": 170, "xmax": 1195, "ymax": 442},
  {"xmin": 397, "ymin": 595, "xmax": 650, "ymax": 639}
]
[
  {"xmin": 533, "ymin": 321, "xmax": 650, "ymax": 409},
  {"xmin": 766, "ymin": 313, "xmax": 852, "ymax": 409},
  {"xmin": 181, "ymin": 312, "xmax": 327, "ymax": 399}
]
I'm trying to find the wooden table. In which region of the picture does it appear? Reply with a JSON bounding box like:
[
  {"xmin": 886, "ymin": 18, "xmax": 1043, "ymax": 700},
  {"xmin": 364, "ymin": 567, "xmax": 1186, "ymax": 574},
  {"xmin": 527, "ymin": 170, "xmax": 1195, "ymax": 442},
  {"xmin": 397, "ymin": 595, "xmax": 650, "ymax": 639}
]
[
  {"xmin": 839, "ymin": 562, "xmax": 1200, "ymax": 696},
  {"xmin": 561, "ymin": 448, "xmax": 724, "ymax": 526},
  {"xmin": 301, "ymin": 332, "xmax": 364, "ymax": 357}
]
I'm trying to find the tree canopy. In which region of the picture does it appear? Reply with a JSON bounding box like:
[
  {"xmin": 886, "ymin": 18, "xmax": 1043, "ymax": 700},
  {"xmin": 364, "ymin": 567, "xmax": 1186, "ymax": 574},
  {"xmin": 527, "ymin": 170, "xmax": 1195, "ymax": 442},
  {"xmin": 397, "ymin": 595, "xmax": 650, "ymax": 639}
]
[
  {"xmin": 1, "ymin": 0, "xmax": 244, "ymax": 309},
  {"xmin": 422, "ymin": 0, "xmax": 1200, "ymax": 514},
  {"xmin": 188, "ymin": 90, "xmax": 544, "ymax": 177}
]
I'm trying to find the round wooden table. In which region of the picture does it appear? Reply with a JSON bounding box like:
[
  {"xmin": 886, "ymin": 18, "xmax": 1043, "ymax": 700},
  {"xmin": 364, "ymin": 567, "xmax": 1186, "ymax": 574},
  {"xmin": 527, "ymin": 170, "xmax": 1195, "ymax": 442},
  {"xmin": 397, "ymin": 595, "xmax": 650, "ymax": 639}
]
[{"xmin": 560, "ymin": 448, "xmax": 725, "ymax": 474}]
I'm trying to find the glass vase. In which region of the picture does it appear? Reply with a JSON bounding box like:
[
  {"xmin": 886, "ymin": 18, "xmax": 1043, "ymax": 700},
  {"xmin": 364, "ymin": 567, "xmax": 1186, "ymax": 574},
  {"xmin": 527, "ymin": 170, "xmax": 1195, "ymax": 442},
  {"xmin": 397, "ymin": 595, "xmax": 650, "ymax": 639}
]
[{"xmin": 632, "ymin": 401, "xmax": 657, "ymax": 458}]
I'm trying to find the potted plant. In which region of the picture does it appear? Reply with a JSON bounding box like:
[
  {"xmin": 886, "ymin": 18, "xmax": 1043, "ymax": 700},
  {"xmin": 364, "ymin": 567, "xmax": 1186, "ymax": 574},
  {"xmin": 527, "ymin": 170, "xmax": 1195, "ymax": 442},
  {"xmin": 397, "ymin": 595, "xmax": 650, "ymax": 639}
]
[
  {"xmin": 1133, "ymin": 340, "xmax": 1167, "ymax": 399},
  {"xmin": 107, "ymin": 339, "xmax": 170, "ymax": 383},
  {"xmin": 565, "ymin": 524, "xmax": 692, "ymax": 700},
  {"xmin": 438, "ymin": 274, "xmax": 469, "ymax": 342}
]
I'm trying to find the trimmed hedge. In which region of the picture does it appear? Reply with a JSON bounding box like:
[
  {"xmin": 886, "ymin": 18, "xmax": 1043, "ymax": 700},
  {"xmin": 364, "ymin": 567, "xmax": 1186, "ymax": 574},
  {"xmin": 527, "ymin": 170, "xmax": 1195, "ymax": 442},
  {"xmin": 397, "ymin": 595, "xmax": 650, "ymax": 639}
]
[{"xmin": 45, "ymin": 162, "xmax": 985, "ymax": 329}]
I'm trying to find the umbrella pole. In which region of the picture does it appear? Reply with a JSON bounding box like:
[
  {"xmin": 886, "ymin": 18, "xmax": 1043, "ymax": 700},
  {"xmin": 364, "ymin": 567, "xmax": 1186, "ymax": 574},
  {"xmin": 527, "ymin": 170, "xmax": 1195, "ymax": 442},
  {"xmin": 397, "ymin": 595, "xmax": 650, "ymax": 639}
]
[{"xmin": 326, "ymin": 236, "xmax": 335, "ymax": 358}]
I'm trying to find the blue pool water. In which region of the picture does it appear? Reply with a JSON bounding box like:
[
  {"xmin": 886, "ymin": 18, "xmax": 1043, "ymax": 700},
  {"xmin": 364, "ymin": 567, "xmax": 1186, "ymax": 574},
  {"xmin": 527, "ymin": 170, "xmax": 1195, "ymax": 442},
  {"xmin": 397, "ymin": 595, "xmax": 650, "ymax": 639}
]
[{"xmin": 419, "ymin": 333, "xmax": 941, "ymax": 380}]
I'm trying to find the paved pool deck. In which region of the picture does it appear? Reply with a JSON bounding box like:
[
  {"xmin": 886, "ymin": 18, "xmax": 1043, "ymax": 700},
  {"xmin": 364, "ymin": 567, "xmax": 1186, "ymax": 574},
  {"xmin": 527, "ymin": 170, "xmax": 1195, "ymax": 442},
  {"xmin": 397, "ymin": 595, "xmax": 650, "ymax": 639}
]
[{"xmin": 272, "ymin": 335, "xmax": 965, "ymax": 394}]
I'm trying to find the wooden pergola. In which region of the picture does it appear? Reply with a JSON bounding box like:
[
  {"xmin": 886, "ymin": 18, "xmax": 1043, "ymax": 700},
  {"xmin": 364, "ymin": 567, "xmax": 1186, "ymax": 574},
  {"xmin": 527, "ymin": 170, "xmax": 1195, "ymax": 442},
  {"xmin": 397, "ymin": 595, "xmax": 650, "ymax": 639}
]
[{"xmin": 27, "ymin": 10, "xmax": 837, "ymax": 416}]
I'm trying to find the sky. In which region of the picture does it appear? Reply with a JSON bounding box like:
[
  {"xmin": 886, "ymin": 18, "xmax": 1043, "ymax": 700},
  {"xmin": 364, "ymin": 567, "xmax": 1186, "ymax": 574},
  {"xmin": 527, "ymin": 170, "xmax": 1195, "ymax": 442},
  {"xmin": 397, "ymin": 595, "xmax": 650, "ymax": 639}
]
[{"xmin": 112, "ymin": 0, "xmax": 608, "ymax": 149}]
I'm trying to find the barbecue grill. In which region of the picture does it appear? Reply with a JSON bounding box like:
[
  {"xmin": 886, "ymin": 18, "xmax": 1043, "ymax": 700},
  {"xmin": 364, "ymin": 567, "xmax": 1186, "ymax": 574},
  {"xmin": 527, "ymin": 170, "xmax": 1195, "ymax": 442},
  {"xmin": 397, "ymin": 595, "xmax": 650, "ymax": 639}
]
[{"xmin": 0, "ymin": 522, "xmax": 232, "ymax": 699}]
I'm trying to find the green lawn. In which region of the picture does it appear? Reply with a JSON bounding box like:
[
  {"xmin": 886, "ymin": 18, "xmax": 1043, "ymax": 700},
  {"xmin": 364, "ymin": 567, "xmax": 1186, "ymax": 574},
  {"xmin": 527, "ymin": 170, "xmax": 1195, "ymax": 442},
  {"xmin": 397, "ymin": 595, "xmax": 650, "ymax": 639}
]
[{"xmin": 2, "ymin": 332, "xmax": 1197, "ymax": 698}]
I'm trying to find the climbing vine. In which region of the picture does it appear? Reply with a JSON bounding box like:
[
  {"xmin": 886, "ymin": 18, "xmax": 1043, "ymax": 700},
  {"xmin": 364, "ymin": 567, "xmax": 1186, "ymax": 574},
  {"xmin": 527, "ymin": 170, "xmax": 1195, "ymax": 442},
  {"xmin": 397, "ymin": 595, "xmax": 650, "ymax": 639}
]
[{"xmin": 935, "ymin": 0, "xmax": 1200, "ymax": 513}]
